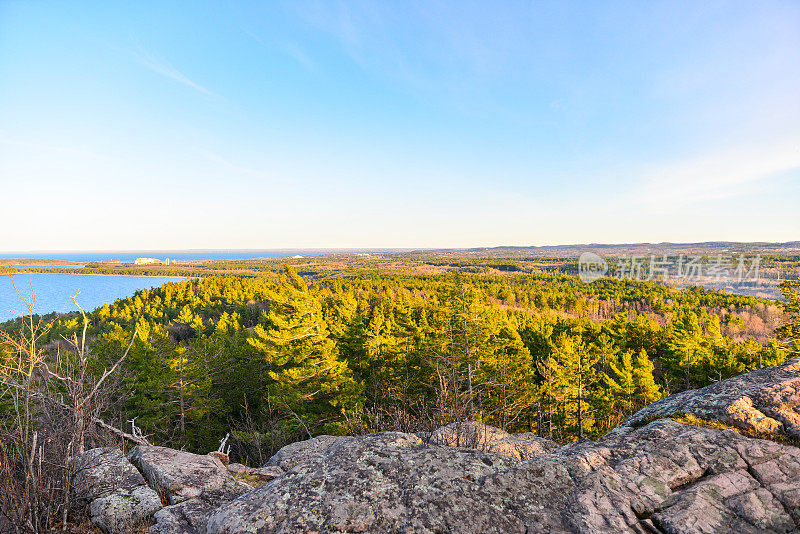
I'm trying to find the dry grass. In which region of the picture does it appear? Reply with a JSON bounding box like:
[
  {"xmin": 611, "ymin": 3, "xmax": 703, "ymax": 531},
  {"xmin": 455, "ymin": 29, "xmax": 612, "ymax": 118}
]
[{"xmin": 232, "ymin": 472, "xmax": 272, "ymax": 488}]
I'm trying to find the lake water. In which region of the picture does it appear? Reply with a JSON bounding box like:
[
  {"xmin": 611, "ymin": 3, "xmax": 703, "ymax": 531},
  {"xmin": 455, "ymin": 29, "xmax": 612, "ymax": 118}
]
[
  {"xmin": 0, "ymin": 251, "xmax": 337, "ymax": 322},
  {"xmin": 0, "ymin": 273, "xmax": 185, "ymax": 322}
]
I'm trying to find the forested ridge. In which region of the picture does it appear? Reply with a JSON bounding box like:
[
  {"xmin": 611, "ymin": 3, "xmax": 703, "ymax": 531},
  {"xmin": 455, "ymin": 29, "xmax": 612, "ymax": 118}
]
[{"xmin": 3, "ymin": 266, "xmax": 793, "ymax": 462}]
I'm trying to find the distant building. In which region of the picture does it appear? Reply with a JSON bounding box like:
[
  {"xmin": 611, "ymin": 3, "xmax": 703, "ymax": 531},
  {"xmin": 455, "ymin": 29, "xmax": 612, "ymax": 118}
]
[{"xmin": 135, "ymin": 257, "xmax": 162, "ymax": 265}]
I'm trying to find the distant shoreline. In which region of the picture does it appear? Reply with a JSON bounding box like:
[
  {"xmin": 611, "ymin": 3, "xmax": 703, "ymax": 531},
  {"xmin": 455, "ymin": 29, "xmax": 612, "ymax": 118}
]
[
  {"xmin": 6, "ymin": 271, "xmax": 189, "ymax": 280},
  {"xmin": 0, "ymin": 259, "xmax": 80, "ymax": 267}
]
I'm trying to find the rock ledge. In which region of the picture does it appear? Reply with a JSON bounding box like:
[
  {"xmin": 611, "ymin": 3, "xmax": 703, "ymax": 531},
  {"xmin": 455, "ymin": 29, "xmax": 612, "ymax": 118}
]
[{"xmin": 75, "ymin": 358, "xmax": 800, "ymax": 533}]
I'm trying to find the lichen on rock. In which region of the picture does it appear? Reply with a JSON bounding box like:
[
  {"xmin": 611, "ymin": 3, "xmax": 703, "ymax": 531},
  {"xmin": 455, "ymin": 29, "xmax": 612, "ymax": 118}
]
[
  {"xmin": 623, "ymin": 358, "xmax": 800, "ymax": 443},
  {"xmin": 74, "ymin": 358, "xmax": 800, "ymax": 533},
  {"xmin": 72, "ymin": 447, "xmax": 161, "ymax": 534}
]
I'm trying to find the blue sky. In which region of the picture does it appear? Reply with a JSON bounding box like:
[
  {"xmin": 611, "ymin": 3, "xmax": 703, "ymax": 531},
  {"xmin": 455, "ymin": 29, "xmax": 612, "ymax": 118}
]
[{"xmin": 1, "ymin": 1, "xmax": 798, "ymax": 250}]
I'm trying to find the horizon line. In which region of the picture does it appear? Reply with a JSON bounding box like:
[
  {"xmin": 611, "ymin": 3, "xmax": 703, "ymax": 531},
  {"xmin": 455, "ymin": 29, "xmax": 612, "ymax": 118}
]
[{"xmin": 2, "ymin": 240, "xmax": 800, "ymax": 255}]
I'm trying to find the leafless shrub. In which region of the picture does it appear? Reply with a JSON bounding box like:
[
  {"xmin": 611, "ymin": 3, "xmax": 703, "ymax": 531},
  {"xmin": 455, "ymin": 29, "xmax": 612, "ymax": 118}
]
[
  {"xmin": 0, "ymin": 284, "xmax": 141, "ymax": 532},
  {"xmin": 341, "ymin": 403, "xmax": 428, "ymax": 436},
  {"xmin": 229, "ymin": 394, "xmax": 298, "ymax": 467}
]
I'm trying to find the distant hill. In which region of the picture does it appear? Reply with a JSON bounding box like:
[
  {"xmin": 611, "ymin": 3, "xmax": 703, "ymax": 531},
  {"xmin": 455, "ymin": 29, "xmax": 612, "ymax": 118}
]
[{"xmin": 429, "ymin": 241, "xmax": 800, "ymax": 258}]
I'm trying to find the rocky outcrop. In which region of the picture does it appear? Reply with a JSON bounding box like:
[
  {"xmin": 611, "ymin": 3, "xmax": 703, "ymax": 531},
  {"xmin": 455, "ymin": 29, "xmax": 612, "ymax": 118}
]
[
  {"xmin": 75, "ymin": 358, "xmax": 800, "ymax": 533},
  {"xmin": 127, "ymin": 445, "xmax": 250, "ymax": 505},
  {"xmin": 226, "ymin": 462, "xmax": 248, "ymax": 475},
  {"xmin": 429, "ymin": 421, "xmax": 559, "ymax": 460},
  {"xmin": 149, "ymin": 483, "xmax": 251, "ymax": 534},
  {"xmin": 206, "ymin": 431, "xmax": 518, "ymax": 533},
  {"xmin": 126, "ymin": 445, "xmax": 252, "ymax": 533},
  {"xmin": 88, "ymin": 487, "xmax": 163, "ymax": 534},
  {"xmin": 263, "ymin": 434, "xmax": 345, "ymax": 470},
  {"xmin": 623, "ymin": 358, "xmax": 800, "ymax": 442},
  {"xmin": 72, "ymin": 447, "xmax": 161, "ymax": 534},
  {"xmin": 205, "ymin": 421, "xmax": 800, "ymax": 533}
]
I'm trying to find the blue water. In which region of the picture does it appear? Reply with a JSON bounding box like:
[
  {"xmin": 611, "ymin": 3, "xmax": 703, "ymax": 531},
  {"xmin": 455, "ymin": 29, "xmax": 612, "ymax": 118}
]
[
  {"xmin": 0, "ymin": 251, "xmax": 329, "ymax": 322},
  {"xmin": 0, "ymin": 274, "xmax": 184, "ymax": 322},
  {"xmin": 0, "ymin": 251, "xmax": 317, "ymax": 263}
]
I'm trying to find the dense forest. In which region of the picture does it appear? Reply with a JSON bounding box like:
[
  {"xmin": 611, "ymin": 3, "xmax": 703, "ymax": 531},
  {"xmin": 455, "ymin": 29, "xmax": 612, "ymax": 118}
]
[{"xmin": 3, "ymin": 264, "xmax": 796, "ymax": 466}]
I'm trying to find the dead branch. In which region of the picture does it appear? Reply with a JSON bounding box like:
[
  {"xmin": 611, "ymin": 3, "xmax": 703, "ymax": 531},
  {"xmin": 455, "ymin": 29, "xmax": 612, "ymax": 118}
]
[
  {"xmin": 78, "ymin": 325, "xmax": 138, "ymax": 409},
  {"xmin": 93, "ymin": 416, "xmax": 149, "ymax": 446}
]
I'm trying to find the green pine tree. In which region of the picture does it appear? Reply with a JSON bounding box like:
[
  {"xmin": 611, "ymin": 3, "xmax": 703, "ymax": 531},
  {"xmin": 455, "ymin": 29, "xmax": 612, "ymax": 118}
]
[
  {"xmin": 247, "ymin": 265, "xmax": 362, "ymax": 435},
  {"xmin": 631, "ymin": 349, "xmax": 662, "ymax": 408}
]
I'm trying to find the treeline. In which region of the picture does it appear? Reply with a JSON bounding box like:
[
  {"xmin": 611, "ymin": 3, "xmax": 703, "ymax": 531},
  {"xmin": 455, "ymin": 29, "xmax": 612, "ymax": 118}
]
[
  {"xmin": 4, "ymin": 267, "xmax": 790, "ymax": 460},
  {"xmin": 16, "ymin": 266, "xmax": 212, "ymax": 277}
]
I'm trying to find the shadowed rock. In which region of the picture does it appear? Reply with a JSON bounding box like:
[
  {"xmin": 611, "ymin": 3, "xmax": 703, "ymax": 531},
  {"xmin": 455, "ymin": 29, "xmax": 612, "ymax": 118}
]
[
  {"xmin": 226, "ymin": 463, "xmax": 248, "ymax": 475},
  {"xmin": 73, "ymin": 447, "xmax": 161, "ymax": 534},
  {"xmin": 89, "ymin": 486, "xmax": 163, "ymax": 534},
  {"xmin": 149, "ymin": 484, "xmax": 252, "ymax": 534},
  {"xmin": 73, "ymin": 447, "xmax": 148, "ymax": 501}
]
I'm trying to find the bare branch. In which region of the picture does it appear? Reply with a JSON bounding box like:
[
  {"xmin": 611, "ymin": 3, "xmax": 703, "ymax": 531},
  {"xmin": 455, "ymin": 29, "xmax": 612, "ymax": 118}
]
[
  {"xmin": 78, "ymin": 325, "xmax": 138, "ymax": 409},
  {"xmin": 93, "ymin": 416, "xmax": 150, "ymax": 446}
]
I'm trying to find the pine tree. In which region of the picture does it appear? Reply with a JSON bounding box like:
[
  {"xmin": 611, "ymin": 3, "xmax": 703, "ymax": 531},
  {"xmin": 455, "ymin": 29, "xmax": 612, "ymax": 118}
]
[
  {"xmin": 777, "ymin": 281, "xmax": 800, "ymax": 355},
  {"xmin": 535, "ymin": 351, "xmax": 561, "ymax": 439},
  {"xmin": 248, "ymin": 265, "xmax": 362, "ymax": 435},
  {"xmin": 631, "ymin": 349, "xmax": 662, "ymax": 408},
  {"xmin": 604, "ymin": 350, "xmax": 636, "ymax": 419},
  {"xmin": 476, "ymin": 322, "xmax": 536, "ymax": 431},
  {"xmin": 438, "ymin": 271, "xmax": 494, "ymax": 422},
  {"xmin": 551, "ymin": 333, "xmax": 601, "ymax": 440},
  {"xmin": 668, "ymin": 311, "xmax": 710, "ymax": 390}
]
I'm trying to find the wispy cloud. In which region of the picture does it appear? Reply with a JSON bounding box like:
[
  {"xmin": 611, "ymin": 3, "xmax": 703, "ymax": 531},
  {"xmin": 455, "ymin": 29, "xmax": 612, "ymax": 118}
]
[
  {"xmin": 281, "ymin": 1, "xmax": 565, "ymax": 125},
  {"xmin": 132, "ymin": 45, "xmax": 219, "ymax": 98},
  {"xmin": 282, "ymin": 42, "xmax": 316, "ymax": 72},
  {"xmin": 237, "ymin": 21, "xmax": 318, "ymax": 73},
  {"xmin": 636, "ymin": 138, "xmax": 800, "ymax": 210}
]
